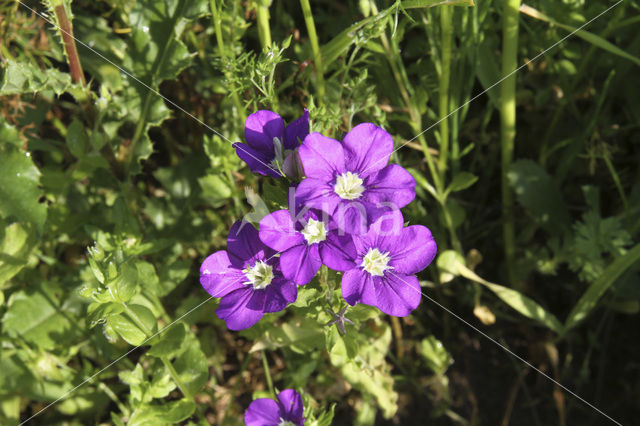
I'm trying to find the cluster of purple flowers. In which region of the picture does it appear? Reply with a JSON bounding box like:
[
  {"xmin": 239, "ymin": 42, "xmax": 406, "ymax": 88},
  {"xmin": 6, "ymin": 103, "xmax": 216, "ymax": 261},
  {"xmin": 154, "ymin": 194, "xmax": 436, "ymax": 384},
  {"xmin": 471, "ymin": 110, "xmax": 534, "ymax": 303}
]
[{"xmin": 200, "ymin": 110, "xmax": 437, "ymax": 330}]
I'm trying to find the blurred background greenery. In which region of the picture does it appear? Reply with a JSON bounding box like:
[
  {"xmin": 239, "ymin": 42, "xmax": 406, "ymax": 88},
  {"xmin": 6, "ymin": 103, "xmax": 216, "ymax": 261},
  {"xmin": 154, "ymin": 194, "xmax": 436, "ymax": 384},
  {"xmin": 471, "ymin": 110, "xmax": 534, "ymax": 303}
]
[{"xmin": 0, "ymin": 0, "xmax": 639, "ymax": 424}]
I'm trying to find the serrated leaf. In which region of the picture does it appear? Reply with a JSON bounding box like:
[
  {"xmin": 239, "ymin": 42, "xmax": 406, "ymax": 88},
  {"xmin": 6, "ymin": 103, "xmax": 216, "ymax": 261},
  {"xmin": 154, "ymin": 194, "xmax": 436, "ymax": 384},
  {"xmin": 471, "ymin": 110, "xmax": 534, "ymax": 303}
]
[{"xmin": 0, "ymin": 60, "xmax": 76, "ymax": 96}]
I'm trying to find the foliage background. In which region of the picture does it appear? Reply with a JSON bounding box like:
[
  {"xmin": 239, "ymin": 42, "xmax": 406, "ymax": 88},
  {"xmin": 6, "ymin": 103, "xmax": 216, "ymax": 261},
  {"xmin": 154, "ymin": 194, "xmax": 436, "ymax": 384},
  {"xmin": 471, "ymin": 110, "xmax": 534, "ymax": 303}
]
[{"xmin": 0, "ymin": 0, "xmax": 639, "ymax": 424}]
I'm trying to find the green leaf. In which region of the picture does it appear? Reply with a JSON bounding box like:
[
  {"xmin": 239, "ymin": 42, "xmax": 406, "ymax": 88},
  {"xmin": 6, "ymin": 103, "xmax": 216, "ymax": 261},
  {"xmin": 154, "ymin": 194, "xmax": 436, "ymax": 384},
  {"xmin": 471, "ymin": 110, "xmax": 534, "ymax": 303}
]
[
  {"xmin": 2, "ymin": 286, "xmax": 81, "ymax": 350},
  {"xmin": 127, "ymin": 399, "xmax": 196, "ymax": 426},
  {"xmin": 108, "ymin": 262, "xmax": 139, "ymax": 303},
  {"xmin": 419, "ymin": 336, "xmax": 452, "ymax": 375},
  {"xmin": 520, "ymin": 4, "xmax": 640, "ymax": 67},
  {"xmin": 198, "ymin": 174, "xmax": 232, "ymax": 207},
  {"xmin": 109, "ymin": 304, "xmax": 157, "ymax": 345},
  {"xmin": 0, "ymin": 144, "xmax": 47, "ymax": 232},
  {"xmin": 251, "ymin": 318, "xmax": 326, "ymax": 354},
  {"xmin": 87, "ymin": 302, "xmax": 124, "ymax": 327},
  {"xmin": 108, "ymin": 314, "xmax": 148, "ymax": 346},
  {"xmin": 0, "ymin": 221, "xmax": 37, "ymax": 287},
  {"xmin": 508, "ymin": 159, "xmax": 570, "ymax": 234},
  {"xmin": 564, "ymin": 243, "xmax": 640, "ymax": 332},
  {"xmin": 0, "ymin": 59, "xmax": 79, "ymax": 96},
  {"xmin": 447, "ymin": 172, "xmax": 478, "ymax": 193},
  {"xmin": 147, "ymin": 323, "xmax": 187, "ymax": 358},
  {"xmin": 172, "ymin": 335, "xmax": 208, "ymax": 396},
  {"xmin": 66, "ymin": 118, "xmax": 88, "ymax": 158}
]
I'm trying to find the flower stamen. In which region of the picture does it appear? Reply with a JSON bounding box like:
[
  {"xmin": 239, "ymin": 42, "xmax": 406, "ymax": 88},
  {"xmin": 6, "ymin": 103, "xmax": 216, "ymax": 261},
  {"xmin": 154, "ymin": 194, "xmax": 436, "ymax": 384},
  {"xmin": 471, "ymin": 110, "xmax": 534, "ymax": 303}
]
[
  {"xmin": 334, "ymin": 171, "xmax": 365, "ymax": 200},
  {"xmin": 243, "ymin": 260, "xmax": 274, "ymax": 290},
  {"xmin": 301, "ymin": 218, "xmax": 327, "ymax": 244},
  {"xmin": 361, "ymin": 248, "xmax": 393, "ymax": 277}
]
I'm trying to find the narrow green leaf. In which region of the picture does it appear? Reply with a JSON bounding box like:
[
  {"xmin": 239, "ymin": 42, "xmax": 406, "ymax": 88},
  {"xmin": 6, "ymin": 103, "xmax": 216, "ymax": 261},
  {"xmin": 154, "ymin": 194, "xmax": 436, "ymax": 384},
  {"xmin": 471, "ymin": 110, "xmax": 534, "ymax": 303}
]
[
  {"xmin": 564, "ymin": 243, "xmax": 640, "ymax": 332},
  {"xmin": 401, "ymin": 0, "xmax": 475, "ymax": 9},
  {"xmin": 520, "ymin": 4, "xmax": 640, "ymax": 67},
  {"xmin": 438, "ymin": 250, "xmax": 563, "ymax": 333}
]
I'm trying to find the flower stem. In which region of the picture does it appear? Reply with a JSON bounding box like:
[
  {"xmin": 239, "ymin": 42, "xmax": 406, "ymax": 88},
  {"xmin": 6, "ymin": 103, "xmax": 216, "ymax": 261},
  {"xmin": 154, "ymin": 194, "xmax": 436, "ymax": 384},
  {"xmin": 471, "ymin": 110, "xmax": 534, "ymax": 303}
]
[
  {"xmin": 52, "ymin": 2, "xmax": 86, "ymax": 86},
  {"xmin": 256, "ymin": 0, "xmax": 272, "ymax": 49},
  {"xmin": 299, "ymin": 0, "xmax": 325, "ymax": 103},
  {"xmin": 261, "ymin": 350, "xmax": 275, "ymax": 396},
  {"xmin": 438, "ymin": 5, "xmax": 452, "ymax": 181},
  {"xmin": 500, "ymin": 0, "xmax": 521, "ymax": 286}
]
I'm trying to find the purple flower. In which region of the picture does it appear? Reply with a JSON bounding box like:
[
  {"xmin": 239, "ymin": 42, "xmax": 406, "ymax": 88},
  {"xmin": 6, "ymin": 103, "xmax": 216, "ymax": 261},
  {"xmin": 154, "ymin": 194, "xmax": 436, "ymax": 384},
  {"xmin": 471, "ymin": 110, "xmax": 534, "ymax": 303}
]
[
  {"xmin": 234, "ymin": 109, "xmax": 309, "ymax": 178},
  {"xmin": 259, "ymin": 208, "xmax": 355, "ymax": 286},
  {"xmin": 330, "ymin": 212, "xmax": 437, "ymax": 316},
  {"xmin": 245, "ymin": 389, "xmax": 304, "ymax": 426},
  {"xmin": 200, "ymin": 221, "xmax": 297, "ymax": 330},
  {"xmin": 295, "ymin": 123, "xmax": 416, "ymax": 233}
]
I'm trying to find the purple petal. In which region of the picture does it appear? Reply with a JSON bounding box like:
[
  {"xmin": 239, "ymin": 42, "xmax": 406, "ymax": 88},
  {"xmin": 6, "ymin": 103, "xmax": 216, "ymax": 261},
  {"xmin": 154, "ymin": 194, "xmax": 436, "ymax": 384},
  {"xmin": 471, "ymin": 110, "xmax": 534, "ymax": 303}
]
[
  {"xmin": 341, "ymin": 269, "xmax": 377, "ymax": 307},
  {"xmin": 263, "ymin": 277, "xmax": 298, "ymax": 313},
  {"xmin": 200, "ymin": 251, "xmax": 245, "ymax": 297},
  {"xmin": 294, "ymin": 178, "xmax": 340, "ymax": 215},
  {"xmin": 284, "ymin": 110, "xmax": 310, "ymax": 150},
  {"xmin": 246, "ymin": 289, "xmax": 266, "ymax": 311},
  {"xmin": 280, "ymin": 244, "xmax": 322, "ymax": 285},
  {"xmin": 342, "ymin": 123, "xmax": 393, "ymax": 176},
  {"xmin": 259, "ymin": 210, "xmax": 304, "ymax": 252},
  {"xmin": 234, "ymin": 142, "xmax": 280, "ymax": 177},
  {"xmin": 216, "ymin": 287, "xmax": 264, "ymax": 330},
  {"xmin": 298, "ymin": 133, "xmax": 345, "ymax": 181},
  {"xmin": 389, "ymin": 225, "xmax": 437, "ymax": 275},
  {"xmin": 320, "ymin": 233, "xmax": 357, "ymax": 271},
  {"xmin": 364, "ymin": 164, "xmax": 416, "ymax": 208},
  {"xmin": 277, "ymin": 389, "xmax": 304, "ymax": 424},
  {"xmin": 245, "ymin": 398, "xmax": 281, "ymax": 426},
  {"xmin": 228, "ymin": 221, "xmax": 276, "ymax": 267},
  {"xmin": 245, "ymin": 110, "xmax": 285, "ymax": 153},
  {"xmin": 374, "ymin": 273, "xmax": 421, "ymax": 317},
  {"xmin": 332, "ymin": 200, "xmax": 371, "ymax": 235}
]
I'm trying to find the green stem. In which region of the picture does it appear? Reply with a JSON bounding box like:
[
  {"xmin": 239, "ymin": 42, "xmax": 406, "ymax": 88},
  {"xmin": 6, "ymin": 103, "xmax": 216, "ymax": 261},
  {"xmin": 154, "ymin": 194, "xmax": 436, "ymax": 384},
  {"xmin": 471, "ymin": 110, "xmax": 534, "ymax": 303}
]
[
  {"xmin": 438, "ymin": 5, "xmax": 452, "ymax": 180},
  {"xmin": 261, "ymin": 350, "xmax": 275, "ymax": 396},
  {"xmin": 210, "ymin": 0, "xmax": 246, "ymax": 122},
  {"xmin": 500, "ymin": 0, "xmax": 521, "ymax": 286},
  {"xmin": 299, "ymin": 0, "xmax": 325, "ymax": 102},
  {"xmin": 256, "ymin": 0, "xmax": 272, "ymax": 49}
]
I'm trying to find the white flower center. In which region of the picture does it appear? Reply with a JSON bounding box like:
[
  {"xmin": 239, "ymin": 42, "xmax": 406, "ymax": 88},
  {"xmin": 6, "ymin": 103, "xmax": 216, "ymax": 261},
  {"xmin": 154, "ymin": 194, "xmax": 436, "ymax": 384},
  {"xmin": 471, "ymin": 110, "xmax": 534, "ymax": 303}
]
[
  {"xmin": 242, "ymin": 260, "xmax": 274, "ymax": 290},
  {"xmin": 361, "ymin": 248, "xmax": 393, "ymax": 277},
  {"xmin": 334, "ymin": 171, "xmax": 365, "ymax": 200},
  {"xmin": 300, "ymin": 218, "xmax": 327, "ymax": 244},
  {"xmin": 278, "ymin": 419, "xmax": 296, "ymax": 426}
]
